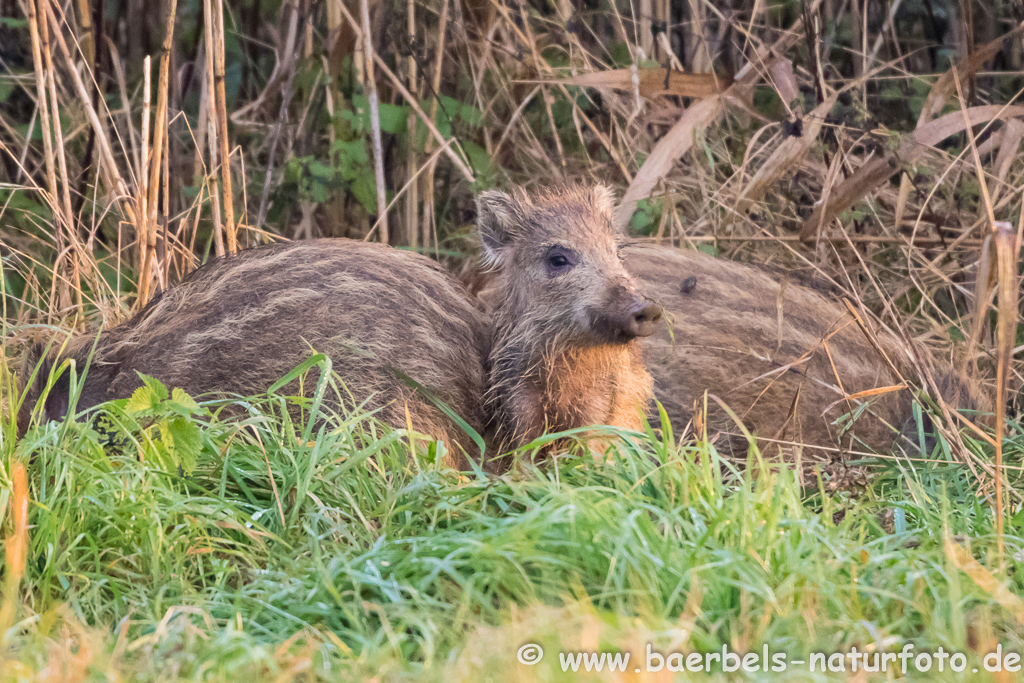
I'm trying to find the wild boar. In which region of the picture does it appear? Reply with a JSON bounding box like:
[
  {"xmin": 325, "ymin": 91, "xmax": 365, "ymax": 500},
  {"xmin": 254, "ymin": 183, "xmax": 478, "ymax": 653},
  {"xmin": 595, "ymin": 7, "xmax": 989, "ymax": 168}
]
[
  {"xmin": 19, "ymin": 239, "xmax": 491, "ymax": 469},
  {"xmin": 625, "ymin": 244, "xmax": 987, "ymax": 458},
  {"xmin": 474, "ymin": 186, "xmax": 663, "ymax": 451}
]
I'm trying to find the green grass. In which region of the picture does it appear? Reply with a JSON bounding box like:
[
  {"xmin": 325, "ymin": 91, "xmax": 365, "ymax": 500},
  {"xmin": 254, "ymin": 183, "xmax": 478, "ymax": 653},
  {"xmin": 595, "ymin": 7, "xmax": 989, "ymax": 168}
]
[{"xmin": 1, "ymin": 367, "xmax": 1023, "ymax": 681}]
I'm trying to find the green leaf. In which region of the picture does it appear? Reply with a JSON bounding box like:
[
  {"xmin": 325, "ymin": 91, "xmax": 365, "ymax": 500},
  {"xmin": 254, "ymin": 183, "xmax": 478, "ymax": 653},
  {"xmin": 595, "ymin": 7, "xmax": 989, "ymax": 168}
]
[
  {"xmin": 459, "ymin": 103, "xmax": 484, "ymax": 128},
  {"xmin": 139, "ymin": 374, "xmax": 169, "ymax": 401},
  {"xmin": 309, "ymin": 160, "xmax": 333, "ymax": 180},
  {"xmin": 310, "ymin": 179, "xmax": 331, "ymax": 204},
  {"xmin": 165, "ymin": 417, "xmax": 202, "ymax": 475},
  {"xmin": 630, "ymin": 209, "xmax": 654, "ymax": 232},
  {"xmin": 376, "ymin": 102, "xmax": 408, "ymax": 135},
  {"xmin": 334, "ymin": 140, "xmax": 369, "ymax": 179},
  {"xmin": 610, "ymin": 41, "xmax": 632, "ymax": 67},
  {"xmin": 170, "ymin": 388, "xmax": 201, "ymax": 414},
  {"xmin": 351, "ymin": 176, "xmax": 377, "ymax": 214},
  {"xmin": 125, "ymin": 384, "xmax": 159, "ymax": 415},
  {"xmin": 434, "ymin": 97, "xmax": 459, "ymax": 137},
  {"xmin": 462, "ymin": 140, "xmax": 492, "ymax": 175}
]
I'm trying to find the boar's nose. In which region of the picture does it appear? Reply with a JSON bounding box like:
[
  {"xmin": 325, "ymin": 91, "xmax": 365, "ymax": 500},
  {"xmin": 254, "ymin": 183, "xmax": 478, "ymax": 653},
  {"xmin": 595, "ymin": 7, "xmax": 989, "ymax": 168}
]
[
  {"xmin": 629, "ymin": 300, "xmax": 662, "ymax": 338},
  {"xmin": 595, "ymin": 287, "xmax": 663, "ymax": 342}
]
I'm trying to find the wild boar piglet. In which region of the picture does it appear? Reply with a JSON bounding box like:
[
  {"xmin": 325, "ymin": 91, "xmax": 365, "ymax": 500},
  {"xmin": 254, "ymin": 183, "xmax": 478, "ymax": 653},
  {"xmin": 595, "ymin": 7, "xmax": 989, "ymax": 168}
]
[
  {"xmin": 475, "ymin": 185, "xmax": 663, "ymax": 450},
  {"xmin": 624, "ymin": 244, "xmax": 988, "ymax": 458},
  {"xmin": 20, "ymin": 240, "xmax": 490, "ymax": 469}
]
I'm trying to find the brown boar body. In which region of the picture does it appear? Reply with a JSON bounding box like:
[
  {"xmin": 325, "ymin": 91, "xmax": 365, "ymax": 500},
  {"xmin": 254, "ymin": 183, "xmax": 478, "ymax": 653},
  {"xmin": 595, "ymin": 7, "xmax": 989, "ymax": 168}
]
[
  {"xmin": 625, "ymin": 244, "xmax": 984, "ymax": 457},
  {"xmin": 475, "ymin": 187, "xmax": 662, "ymax": 451},
  {"xmin": 22, "ymin": 240, "xmax": 490, "ymax": 469}
]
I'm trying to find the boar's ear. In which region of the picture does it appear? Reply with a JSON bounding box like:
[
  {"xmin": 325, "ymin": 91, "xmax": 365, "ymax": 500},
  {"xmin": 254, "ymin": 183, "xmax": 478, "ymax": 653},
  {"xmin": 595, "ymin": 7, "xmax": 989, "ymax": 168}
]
[
  {"xmin": 476, "ymin": 190, "xmax": 521, "ymax": 266},
  {"xmin": 591, "ymin": 184, "xmax": 618, "ymax": 228}
]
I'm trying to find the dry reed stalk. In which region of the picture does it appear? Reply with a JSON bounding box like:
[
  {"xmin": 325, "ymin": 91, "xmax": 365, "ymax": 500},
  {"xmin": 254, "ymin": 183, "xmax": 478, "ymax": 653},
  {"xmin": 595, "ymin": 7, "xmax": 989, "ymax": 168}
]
[
  {"xmin": 139, "ymin": 55, "xmax": 152, "ymax": 306},
  {"xmin": 192, "ymin": 41, "xmax": 209, "ymax": 180},
  {"xmin": 421, "ymin": 0, "xmax": 449, "ymax": 253},
  {"xmin": 552, "ymin": 69, "xmax": 731, "ymax": 99},
  {"xmin": 992, "ymin": 222, "xmax": 1018, "ymax": 566},
  {"xmin": 406, "ymin": 0, "xmax": 418, "ymax": 250},
  {"xmin": 26, "ymin": 0, "xmax": 58, "ymax": 316},
  {"xmin": 39, "ymin": 4, "xmax": 74, "ymax": 246},
  {"xmin": 893, "ymin": 171, "xmax": 913, "ymax": 235},
  {"xmin": 990, "ymin": 118, "xmax": 1024, "ymax": 206},
  {"xmin": 953, "ymin": 73, "xmax": 1013, "ymax": 560},
  {"xmin": 143, "ymin": 0, "xmax": 178, "ymax": 300},
  {"xmin": 208, "ymin": 175, "xmax": 225, "ymax": 258},
  {"xmin": 43, "ymin": 3, "xmax": 136, "ymax": 229},
  {"xmin": 950, "ymin": 70, "xmax": 999, "ymax": 501},
  {"xmin": 964, "ymin": 232, "xmax": 995, "ymax": 378},
  {"xmin": 74, "ymin": 0, "xmax": 94, "ymax": 65},
  {"xmin": 106, "ymin": 41, "xmax": 141, "ymax": 183},
  {"xmin": 638, "ymin": 0, "xmax": 652, "ymax": 57},
  {"xmin": 36, "ymin": 0, "xmax": 84, "ymax": 320},
  {"xmin": 806, "ymin": 144, "xmax": 846, "ymax": 242},
  {"xmin": 952, "ymin": 67, "xmax": 995, "ymax": 228},
  {"xmin": 360, "ymin": 0, "xmax": 388, "ymax": 242},
  {"xmin": 203, "ymin": 0, "xmax": 225, "ymax": 256},
  {"xmin": 26, "ymin": 0, "xmax": 57, "ymax": 203},
  {"xmin": 213, "ymin": 0, "xmax": 236, "ymax": 252}
]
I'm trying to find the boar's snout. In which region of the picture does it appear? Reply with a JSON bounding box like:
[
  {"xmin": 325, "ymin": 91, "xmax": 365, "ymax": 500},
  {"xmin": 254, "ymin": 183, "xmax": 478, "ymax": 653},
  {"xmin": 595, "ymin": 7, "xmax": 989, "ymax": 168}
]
[
  {"xmin": 630, "ymin": 300, "xmax": 663, "ymax": 338},
  {"xmin": 591, "ymin": 287, "xmax": 663, "ymax": 342}
]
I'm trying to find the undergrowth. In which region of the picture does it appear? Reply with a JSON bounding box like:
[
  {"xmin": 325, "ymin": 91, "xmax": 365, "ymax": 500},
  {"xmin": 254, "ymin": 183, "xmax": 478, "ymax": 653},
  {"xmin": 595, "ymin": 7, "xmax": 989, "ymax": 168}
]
[{"xmin": 1, "ymin": 367, "xmax": 1022, "ymax": 681}]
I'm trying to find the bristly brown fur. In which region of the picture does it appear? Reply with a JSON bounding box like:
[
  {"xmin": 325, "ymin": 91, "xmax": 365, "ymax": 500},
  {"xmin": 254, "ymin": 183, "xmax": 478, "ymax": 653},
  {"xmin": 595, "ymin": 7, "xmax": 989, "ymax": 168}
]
[
  {"xmin": 624, "ymin": 244, "xmax": 989, "ymax": 458},
  {"xmin": 20, "ymin": 239, "xmax": 491, "ymax": 469},
  {"xmin": 476, "ymin": 185, "xmax": 656, "ymax": 450}
]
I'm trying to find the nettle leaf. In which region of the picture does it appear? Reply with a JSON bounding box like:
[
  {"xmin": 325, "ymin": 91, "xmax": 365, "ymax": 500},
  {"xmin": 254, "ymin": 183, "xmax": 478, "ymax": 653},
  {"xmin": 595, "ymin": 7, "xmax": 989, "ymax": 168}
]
[
  {"xmin": 170, "ymin": 388, "xmax": 202, "ymax": 414},
  {"xmin": 462, "ymin": 140, "xmax": 492, "ymax": 175},
  {"xmin": 353, "ymin": 96, "xmax": 407, "ymax": 135},
  {"xmin": 165, "ymin": 417, "xmax": 202, "ymax": 475},
  {"xmin": 310, "ymin": 180, "xmax": 331, "ymax": 204},
  {"xmin": 376, "ymin": 102, "xmax": 408, "ymax": 135},
  {"xmin": 351, "ymin": 176, "xmax": 377, "ymax": 214},
  {"xmin": 333, "ymin": 139, "xmax": 369, "ymax": 179},
  {"xmin": 459, "ymin": 103, "xmax": 484, "ymax": 128},
  {"xmin": 429, "ymin": 97, "xmax": 458, "ymax": 138},
  {"xmin": 139, "ymin": 374, "xmax": 170, "ymax": 401},
  {"xmin": 125, "ymin": 384, "xmax": 159, "ymax": 415},
  {"xmin": 308, "ymin": 160, "xmax": 333, "ymax": 180}
]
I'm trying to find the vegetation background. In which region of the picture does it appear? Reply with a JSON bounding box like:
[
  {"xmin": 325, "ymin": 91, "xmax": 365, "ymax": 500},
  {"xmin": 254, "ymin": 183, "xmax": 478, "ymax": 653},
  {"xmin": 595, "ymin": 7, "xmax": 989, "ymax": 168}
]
[{"xmin": 1, "ymin": 0, "xmax": 1024, "ymax": 678}]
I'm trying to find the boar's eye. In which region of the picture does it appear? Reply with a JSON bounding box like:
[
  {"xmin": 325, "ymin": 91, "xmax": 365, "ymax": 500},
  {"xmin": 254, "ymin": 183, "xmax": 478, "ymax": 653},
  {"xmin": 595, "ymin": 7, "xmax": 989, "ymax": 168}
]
[{"xmin": 545, "ymin": 246, "xmax": 578, "ymax": 276}]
